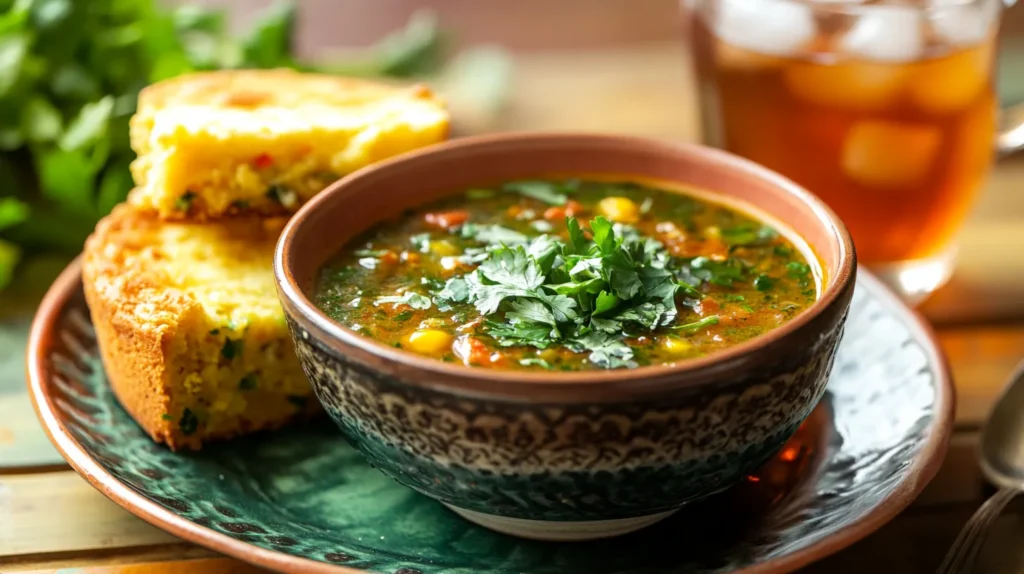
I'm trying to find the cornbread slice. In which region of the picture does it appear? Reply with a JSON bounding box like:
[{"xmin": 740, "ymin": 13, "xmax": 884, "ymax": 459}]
[
  {"xmin": 128, "ymin": 69, "xmax": 449, "ymax": 219},
  {"xmin": 83, "ymin": 204, "xmax": 316, "ymax": 450}
]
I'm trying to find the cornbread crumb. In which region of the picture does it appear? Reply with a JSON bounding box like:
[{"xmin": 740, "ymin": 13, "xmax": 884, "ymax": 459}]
[
  {"xmin": 128, "ymin": 69, "xmax": 449, "ymax": 219},
  {"xmin": 83, "ymin": 204, "xmax": 317, "ymax": 450}
]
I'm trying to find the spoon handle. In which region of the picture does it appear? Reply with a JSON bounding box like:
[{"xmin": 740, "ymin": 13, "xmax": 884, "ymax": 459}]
[{"xmin": 936, "ymin": 487, "xmax": 1018, "ymax": 574}]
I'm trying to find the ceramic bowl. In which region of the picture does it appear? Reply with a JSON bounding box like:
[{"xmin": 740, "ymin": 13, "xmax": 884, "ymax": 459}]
[{"xmin": 274, "ymin": 133, "xmax": 856, "ymax": 542}]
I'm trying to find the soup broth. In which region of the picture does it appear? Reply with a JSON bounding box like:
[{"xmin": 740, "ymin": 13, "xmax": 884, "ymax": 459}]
[{"xmin": 315, "ymin": 179, "xmax": 818, "ymax": 371}]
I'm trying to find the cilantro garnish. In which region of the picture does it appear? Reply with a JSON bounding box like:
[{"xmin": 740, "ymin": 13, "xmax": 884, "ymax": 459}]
[
  {"xmin": 374, "ymin": 292, "xmax": 432, "ymax": 310},
  {"xmin": 434, "ymin": 216, "xmax": 716, "ymax": 369},
  {"xmin": 721, "ymin": 224, "xmax": 777, "ymax": 247},
  {"xmin": 174, "ymin": 190, "xmax": 197, "ymax": 211},
  {"xmin": 504, "ymin": 180, "xmax": 571, "ymax": 205},
  {"xmin": 179, "ymin": 408, "xmax": 199, "ymax": 436},
  {"xmin": 460, "ymin": 223, "xmax": 529, "ymax": 245},
  {"xmin": 220, "ymin": 337, "xmax": 242, "ymax": 361}
]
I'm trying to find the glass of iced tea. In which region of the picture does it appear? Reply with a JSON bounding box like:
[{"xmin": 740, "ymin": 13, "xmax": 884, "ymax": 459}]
[{"xmin": 684, "ymin": 0, "xmax": 1022, "ymax": 303}]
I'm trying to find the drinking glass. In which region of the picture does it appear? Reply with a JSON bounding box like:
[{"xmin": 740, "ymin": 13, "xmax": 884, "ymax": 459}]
[{"xmin": 683, "ymin": 0, "xmax": 1024, "ymax": 304}]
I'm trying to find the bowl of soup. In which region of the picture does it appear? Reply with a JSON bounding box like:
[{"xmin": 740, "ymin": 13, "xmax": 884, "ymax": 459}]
[{"xmin": 274, "ymin": 133, "xmax": 855, "ymax": 541}]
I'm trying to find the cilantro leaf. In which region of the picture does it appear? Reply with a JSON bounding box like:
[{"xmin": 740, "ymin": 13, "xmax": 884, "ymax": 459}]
[
  {"xmin": 593, "ymin": 290, "xmax": 619, "ymax": 316},
  {"xmin": 486, "ymin": 320, "xmax": 553, "ymax": 348},
  {"xmin": 374, "ymin": 292, "xmax": 432, "ymax": 310},
  {"xmin": 410, "ymin": 233, "xmax": 431, "ymax": 253},
  {"xmin": 671, "ymin": 315, "xmax": 720, "ymax": 332},
  {"xmin": 569, "ymin": 331, "xmax": 635, "ymax": 369},
  {"xmin": 437, "ymin": 277, "xmax": 469, "ymax": 302},
  {"xmin": 690, "ymin": 257, "xmax": 747, "ymax": 287},
  {"xmin": 504, "ymin": 180, "xmax": 568, "ymax": 205},
  {"xmin": 527, "ymin": 235, "xmax": 560, "ymax": 273},
  {"xmin": 565, "ymin": 217, "xmax": 589, "ymax": 255},
  {"xmin": 477, "ymin": 246, "xmax": 544, "ymax": 290},
  {"xmin": 447, "ymin": 215, "xmax": 718, "ymax": 369},
  {"xmin": 462, "ymin": 223, "xmax": 529, "ymax": 245},
  {"xmin": 537, "ymin": 292, "xmax": 579, "ymax": 323},
  {"xmin": 614, "ymin": 302, "xmax": 673, "ymax": 330},
  {"xmin": 590, "ymin": 216, "xmax": 616, "ymax": 254},
  {"xmin": 721, "ymin": 224, "xmax": 778, "ymax": 246},
  {"xmin": 519, "ymin": 358, "xmax": 553, "ymax": 369},
  {"xmin": 506, "ymin": 298, "xmax": 557, "ymax": 330}
]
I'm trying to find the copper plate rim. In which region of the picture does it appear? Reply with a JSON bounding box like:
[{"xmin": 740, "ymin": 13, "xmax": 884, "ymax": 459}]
[{"xmin": 27, "ymin": 258, "xmax": 955, "ymax": 574}]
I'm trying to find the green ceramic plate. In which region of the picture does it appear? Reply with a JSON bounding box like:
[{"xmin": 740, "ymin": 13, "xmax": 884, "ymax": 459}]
[{"xmin": 27, "ymin": 261, "xmax": 953, "ymax": 574}]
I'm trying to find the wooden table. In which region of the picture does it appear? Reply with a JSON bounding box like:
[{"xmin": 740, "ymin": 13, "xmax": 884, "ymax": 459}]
[{"xmin": 3, "ymin": 42, "xmax": 1024, "ymax": 573}]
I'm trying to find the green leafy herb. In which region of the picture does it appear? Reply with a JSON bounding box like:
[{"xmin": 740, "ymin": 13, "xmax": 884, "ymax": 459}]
[
  {"xmin": 689, "ymin": 256, "xmax": 747, "ymax": 287},
  {"xmin": 722, "ymin": 224, "xmax": 778, "ymax": 249},
  {"xmin": 786, "ymin": 261, "xmax": 812, "ymax": 287},
  {"xmin": 519, "ymin": 357, "xmax": 554, "ymax": 369},
  {"xmin": 639, "ymin": 196, "xmax": 654, "ymax": 214},
  {"xmin": 445, "ymin": 217, "xmax": 712, "ymax": 369},
  {"xmin": 393, "ymin": 310, "xmax": 414, "ymax": 322},
  {"xmin": 671, "ymin": 315, "xmax": 720, "ymax": 332},
  {"xmin": 504, "ymin": 180, "xmax": 568, "ymax": 206},
  {"xmin": 175, "ymin": 190, "xmax": 197, "ymax": 211},
  {"xmin": 230, "ymin": 199, "xmax": 250, "ymax": 210},
  {"xmin": 238, "ymin": 373, "xmax": 258, "ymax": 390},
  {"xmin": 460, "ymin": 223, "xmax": 529, "ymax": 245},
  {"xmin": 179, "ymin": 408, "xmax": 199, "ymax": 435},
  {"xmin": 773, "ymin": 245, "xmax": 793, "ymax": 257},
  {"xmin": 465, "ymin": 188, "xmax": 494, "ymax": 200},
  {"xmin": 409, "ymin": 232, "xmax": 432, "ymax": 253},
  {"xmin": 221, "ymin": 337, "xmax": 243, "ymax": 360},
  {"xmin": 265, "ymin": 183, "xmax": 298, "ymax": 208},
  {"xmin": 161, "ymin": 413, "xmax": 173, "ymax": 421},
  {"xmin": 787, "ymin": 261, "xmax": 811, "ymax": 277},
  {"xmin": 754, "ymin": 274, "xmax": 774, "ymax": 292},
  {"xmin": 208, "ymin": 328, "xmax": 220, "ymax": 335},
  {"xmin": 374, "ymin": 292, "xmax": 432, "ymax": 310},
  {"xmin": 437, "ymin": 276, "xmax": 470, "ymax": 302}
]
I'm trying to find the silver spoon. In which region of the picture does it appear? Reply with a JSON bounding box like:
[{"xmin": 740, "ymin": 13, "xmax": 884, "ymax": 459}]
[{"xmin": 937, "ymin": 360, "xmax": 1024, "ymax": 574}]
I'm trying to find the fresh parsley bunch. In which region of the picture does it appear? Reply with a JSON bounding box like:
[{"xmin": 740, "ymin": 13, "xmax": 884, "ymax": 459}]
[
  {"xmin": 437, "ymin": 216, "xmax": 716, "ymax": 369},
  {"xmin": 0, "ymin": 0, "xmax": 444, "ymax": 290}
]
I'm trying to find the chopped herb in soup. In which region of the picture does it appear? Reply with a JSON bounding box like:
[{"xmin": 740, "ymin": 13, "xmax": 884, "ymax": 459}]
[{"xmin": 315, "ymin": 179, "xmax": 818, "ymax": 371}]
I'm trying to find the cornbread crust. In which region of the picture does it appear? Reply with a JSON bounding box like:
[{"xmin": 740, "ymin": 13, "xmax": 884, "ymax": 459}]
[
  {"xmin": 128, "ymin": 69, "xmax": 450, "ymax": 220},
  {"xmin": 83, "ymin": 204, "xmax": 317, "ymax": 450}
]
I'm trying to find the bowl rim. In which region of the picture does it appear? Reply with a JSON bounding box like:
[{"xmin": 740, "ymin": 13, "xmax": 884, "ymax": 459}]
[{"xmin": 275, "ymin": 132, "xmax": 856, "ymax": 394}]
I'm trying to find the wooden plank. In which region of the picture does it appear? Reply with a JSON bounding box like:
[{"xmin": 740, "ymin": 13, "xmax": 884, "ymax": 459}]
[
  {"xmin": 7, "ymin": 556, "xmax": 266, "ymax": 573},
  {"xmin": 0, "ymin": 429, "xmax": 991, "ymax": 567},
  {"xmin": 938, "ymin": 326, "xmax": 1024, "ymax": 426},
  {"xmin": 0, "ymin": 255, "xmax": 72, "ymax": 470},
  {"xmin": 920, "ymin": 161, "xmax": 1024, "ymax": 325},
  {"xmin": 0, "ymin": 473, "xmax": 181, "ymax": 559},
  {"xmin": 496, "ymin": 42, "xmax": 700, "ymax": 139}
]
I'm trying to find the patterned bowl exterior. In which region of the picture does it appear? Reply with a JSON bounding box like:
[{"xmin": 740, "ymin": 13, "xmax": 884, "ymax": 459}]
[{"xmin": 286, "ymin": 311, "xmax": 847, "ymax": 522}]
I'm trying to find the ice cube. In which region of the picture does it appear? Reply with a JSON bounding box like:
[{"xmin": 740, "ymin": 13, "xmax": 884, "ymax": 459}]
[
  {"xmin": 785, "ymin": 62, "xmax": 908, "ymax": 111},
  {"xmin": 841, "ymin": 121, "xmax": 941, "ymax": 189},
  {"xmin": 714, "ymin": 0, "xmax": 816, "ymax": 57},
  {"xmin": 908, "ymin": 41, "xmax": 993, "ymax": 114},
  {"xmin": 929, "ymin": 0, "xmax": 999, "ymax": 47},
  {"xmin": 841, "ymin": 7, "xmax": 924, "ymax": 63}
]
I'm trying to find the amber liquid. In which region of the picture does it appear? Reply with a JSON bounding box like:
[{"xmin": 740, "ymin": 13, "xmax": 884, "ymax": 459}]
[{"xmin": 691, "ymin": 19, "xmax": 997, "ymax": 264}]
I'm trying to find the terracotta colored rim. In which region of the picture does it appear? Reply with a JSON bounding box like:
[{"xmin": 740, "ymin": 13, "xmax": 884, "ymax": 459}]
[
  {"xmin": 276, "ymin": 132, "xmax": 857, "ymax": 400},
  {"xmin": 27, "ymin": 258, "xmax": 953, "ymax": 574}
]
